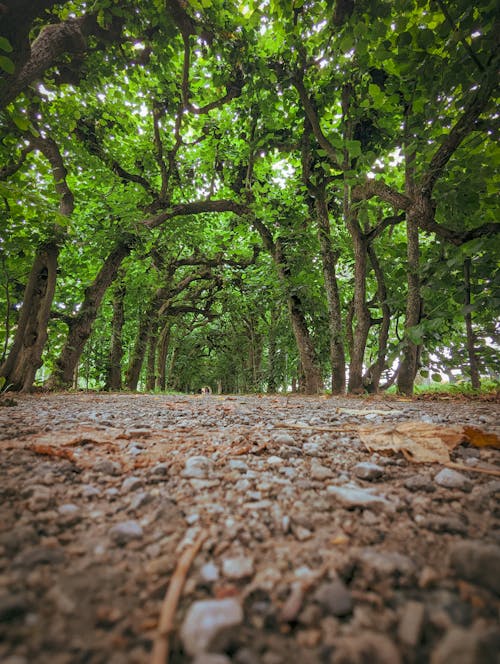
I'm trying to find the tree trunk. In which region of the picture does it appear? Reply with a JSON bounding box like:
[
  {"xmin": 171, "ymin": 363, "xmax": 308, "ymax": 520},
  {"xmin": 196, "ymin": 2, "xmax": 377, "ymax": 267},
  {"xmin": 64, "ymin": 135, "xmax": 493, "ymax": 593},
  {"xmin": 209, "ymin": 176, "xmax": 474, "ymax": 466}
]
[
  {"xmin": 252, "ymin": 217, "xmax": 323, "ymax": 394},
  {"xmin": 397, "ymin": 212, "xmax": 421, "ymax": 395},
  {"xmin": 266, "ymin": 305, "xmax": 279, "ymax": 392},
  {"xmin": 156, "ymin": 321, "xmax": 171, "ymax": 391},
  {"xmin": 145, "ymin": 324, "xmax": 160, "ymax": 391},
  {"xmin": 104, "ymin": 280, "xmax": 126, "ymax": 391},
  {"xmin": 48, "ymin": 241, "xmax": 131, "ymax": 389},
  {"xmin": 463, "ymin": 258, "xmax": 481, "ymax": 389},
  {"xmin": 0, "ymin": 242, "xmax": 59, "ymax": 391},
  {"xmin": 125, "ymin": 309, "xmax": 153, "ymax": 391},
  {"xmin": 347, "ymin": 212, "xmax": 371, "ymax": 393},
  {"xmin": 363, "ymin": 243, "xmax": 391, "ymax": 392},
  {"xmin": 314, "ymin": 190, "xmax": 346, "ymax": 394}
]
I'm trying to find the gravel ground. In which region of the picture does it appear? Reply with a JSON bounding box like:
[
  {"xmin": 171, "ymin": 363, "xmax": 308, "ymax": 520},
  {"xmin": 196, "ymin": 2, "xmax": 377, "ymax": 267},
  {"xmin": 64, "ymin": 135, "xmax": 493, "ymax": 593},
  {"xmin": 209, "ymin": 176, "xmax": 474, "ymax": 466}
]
[{"xmin": 0, "ymin": 392, "xmax": 499, "ymax": 664}]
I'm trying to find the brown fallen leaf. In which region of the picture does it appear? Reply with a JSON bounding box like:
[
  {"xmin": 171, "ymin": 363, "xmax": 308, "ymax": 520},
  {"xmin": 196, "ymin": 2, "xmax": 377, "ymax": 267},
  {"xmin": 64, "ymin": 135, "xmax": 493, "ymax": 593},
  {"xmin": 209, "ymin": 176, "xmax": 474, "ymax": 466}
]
[
  {"xmin": 30, "ymin": 444, "xmax": 77, "ymax": 462},
  {"xmin": 463, "ymin": 426, "xmax": 500, "ymax": 449},
  {"xmin": 358, "ymin": 422, "xmax": 465, "ymax": 464}
]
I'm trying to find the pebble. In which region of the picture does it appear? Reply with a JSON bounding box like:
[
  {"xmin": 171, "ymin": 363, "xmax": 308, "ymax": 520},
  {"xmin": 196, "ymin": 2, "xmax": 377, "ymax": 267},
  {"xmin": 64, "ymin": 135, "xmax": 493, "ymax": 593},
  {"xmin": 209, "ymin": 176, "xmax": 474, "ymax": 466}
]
[
  {"xmin": 266, "ymin": 456, "xmax": 283, "ymax": 466},
  {"xmin": 310, "ymin": 459, "xmax": 334, "ymax": 480},
  {"xmin": 14, "ymin": 545, "xmax": 65, "ymax": 567},
  {"xmin": 121, "ymin": 476, "xmax": 143, "ymax": 492},
  {"xmin": 81, "ymin": 484, "xmax": 101, "ymax": 498},
  {"xmin": 430, "ymin": 626, "xmax": 500, "ymax": 664},
  {"xmin": 149, "ymin": 462, "xmax": 169, "ymax": 477},
  {"xmin": 128, "ymin": 491, "xmax": 153, "ymax": 511},
  {"xmin": 448, "ymin": 540, "xmax": 500, "ymax": 594},
  {"xmin": 182, "ymin": 456, "xmax": 214, "ymax": 479},
  {"xmin": 222, "ymin": 556, "xmax": 254, "ymax": 579},
  {"xmin": 94, "ymin": 460, "xmax": 121, "ymax": 475},
  {"xmin": 180, "ymin": 598, "xmax": 243, "ymax": 656},
  {"xmin": 329, "ymin": 631, "xmax": 401, "ymax": 664},
  {"xmin": 434, "ymin": 468, "xmax": 472, "ymax": 492},
  {"xmin": 404, "ymin": 475, "xmax": 435, "ymax": 492},
  {"xmin": 272, "ymin": 432, "xmax": 295, "ymax": 445},
  {"xmin": 303, "ymin": 442, "xmax": 322, "ymax": 456},
  {"xmin": 397, "ymin": 600, "xmax": 425, "ymax": 647},
  {"xmin": 313, "ymin": 579, "xmax": 353, "ymax": 616},
  {"xmin": 109, "ymin": 520, "xmax": 143, "ymax": 545},
  {"xmin": 200, "ymin": 562, "xmax": 219, "ymax": 583},
  {"xmin": 356, "ymin": 548, "xmax": 416, "ymax": 578},
  {"xmin": 327, "ymin": 485, "xmax": 395, "ymax": 511},
  {"xmin": 229, "ymin": 460, "xmax": 248, "ymax": 472},
  {"xmin": 353, "ymin": 462, "xmax": 385, "ymax": 481}
]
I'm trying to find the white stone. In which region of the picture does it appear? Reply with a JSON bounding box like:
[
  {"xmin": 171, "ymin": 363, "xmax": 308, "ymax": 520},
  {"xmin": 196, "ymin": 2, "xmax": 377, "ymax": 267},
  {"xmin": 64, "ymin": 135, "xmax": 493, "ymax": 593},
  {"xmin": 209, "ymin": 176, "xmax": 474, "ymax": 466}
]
[
  {"xmin": 180, "ymin": 598, "xmax": 243, "ymax": 656},
  {"xmin": 182, "ymin": 456, "xmax": 214, "ymax": 479},
  {"xmin": 222, "ymin": 556, "xmax": 254, "ymax": 579}
]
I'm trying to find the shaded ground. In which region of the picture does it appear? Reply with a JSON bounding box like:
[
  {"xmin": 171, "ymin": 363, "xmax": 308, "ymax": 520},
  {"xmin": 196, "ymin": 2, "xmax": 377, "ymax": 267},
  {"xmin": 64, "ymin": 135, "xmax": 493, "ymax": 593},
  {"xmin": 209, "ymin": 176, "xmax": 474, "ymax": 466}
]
[{"xmin": 0, "ymin": 392, "xmax": 499, "ymax": 664}]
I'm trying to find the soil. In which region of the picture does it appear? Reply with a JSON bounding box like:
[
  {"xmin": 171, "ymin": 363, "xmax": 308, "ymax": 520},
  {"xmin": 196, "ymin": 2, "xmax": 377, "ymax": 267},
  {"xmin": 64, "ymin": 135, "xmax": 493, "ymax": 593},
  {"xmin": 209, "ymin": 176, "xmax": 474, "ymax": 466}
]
[{"xmin": 0, "ymin": 392, "xmax": 499, "ymax": 664}]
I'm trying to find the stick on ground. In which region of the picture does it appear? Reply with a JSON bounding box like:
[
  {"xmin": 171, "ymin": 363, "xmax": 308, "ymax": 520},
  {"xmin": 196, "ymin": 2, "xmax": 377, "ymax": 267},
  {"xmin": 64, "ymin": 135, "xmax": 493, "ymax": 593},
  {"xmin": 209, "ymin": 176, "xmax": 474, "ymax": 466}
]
[{"xmin": 150, "ymin": 529, "xmax": 208, "ymax": 664}]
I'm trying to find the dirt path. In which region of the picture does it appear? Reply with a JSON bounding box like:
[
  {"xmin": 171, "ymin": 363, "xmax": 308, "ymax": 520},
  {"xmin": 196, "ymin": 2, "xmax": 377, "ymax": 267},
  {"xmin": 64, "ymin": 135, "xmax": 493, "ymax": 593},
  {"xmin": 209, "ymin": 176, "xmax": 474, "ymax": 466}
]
[{"xmin": 0, "ymin": 393, "xmax": 499, "ymax": 664}]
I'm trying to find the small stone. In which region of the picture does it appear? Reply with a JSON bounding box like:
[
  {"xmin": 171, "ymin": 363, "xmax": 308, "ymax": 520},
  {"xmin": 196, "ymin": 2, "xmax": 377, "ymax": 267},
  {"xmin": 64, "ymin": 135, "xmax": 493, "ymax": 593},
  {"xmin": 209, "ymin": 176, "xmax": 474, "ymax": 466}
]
[
  {"xmin": 327, "ymin": 485, "xmax": 395, "ymax": 511},
  {"xmin": 27, "ymin": 486, "xmax": 51, "ymax": 511},
  {"xmin": 122, "ymin": 476, "xmax": 143, "ymax": 492},
  {"xmin": 398, "ymin": 600, "xmax": 425, "ymax": 647},
  {"xmin": 404, "ymin": 475, "xmax": 435, "ymax": 492},
  {"xmin": 94, "ymin": 460, "xmax": 121, "ymax": 475},
  {"xmin": 449, "ymin": 540, "xmax": 500, "ymax": 594},
  {"xmin": 272, "ymin": 432, "xmax": 295, "ymax": 445},
  {"xmin": 418, "ymin": 566, "xmax": 440, "ymax": 589},
  {"xmin": 329, "ymin": 631, "xmax": 401, "ymax": 664},
  {"xmin": 182, "ymin": 456, "xmax": 214, "ymax": 479},
  {"xmin": 303, "ymin": 442, "xmax": 322, "ymax": 456},
  {"xmin": 353, "ymin": 462, "xmax": 384, "ymax": 481},
  {"xmin": 128, "ymin": 491, "xmax": 153, "ymax": 511},
  {"xmin": 180, "ymin": 598, "xmax": 243, "ymax": 656},
  {"xmin": 313, "ymin": 579, "xmax": 353, "ymax": 617},
  {"xmin": 222, "ymin": 556, "xmax": 254, "ymax": 579},
  {"xmin": 310, "ymin": 459, "xmax": 334, "ymax": 480},
  {"xmin": 81, "ymin": 484, "xmax": 101, "ymax": 498},
  {"xmin": 109, "ymin": 520, "xmax": 143, "ymax": 545},
  {"xmin": 57, "ymin": 503, "xmax": 79, "ymax": 516},
  {"xmin": 292, "ymin": 524, "xmax": 313, "ymax": 541},
  {"xmin": 229, "ymin": 459, "xmax": 248, "ymax": 472},
  {"xmin": 430, "ymin": 626, "xmax": 500, "ymax": 664},
  {"xmin": 14, "ymin": 545, "xmax": 65, "ymax": 567},
  {"xmin": 356, "ymin": 548, "xmax": 416, "ymax": 578},
  {"xmin": 434, "ymin": 468, "xmax": 472, "ymax": 492},
  {"xmin": 267, "ymin": 456, "xmax": 283, "ymax": 466},
  {"xmin": 424, "ymin": 515, "xmax": 467, "ymax": 535},
  {"xmin": 200, "ymin": 562, "xmax": 219, "ymax": 583},
  {"xmin": 149, "ymin": 463, "xmax": 169, "ymax": 477}
]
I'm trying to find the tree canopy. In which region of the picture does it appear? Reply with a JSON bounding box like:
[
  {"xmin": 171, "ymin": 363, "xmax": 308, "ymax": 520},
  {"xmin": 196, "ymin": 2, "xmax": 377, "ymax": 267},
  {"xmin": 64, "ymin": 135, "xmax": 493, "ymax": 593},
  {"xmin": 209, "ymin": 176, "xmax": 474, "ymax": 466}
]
[{"xmin": 1, "ymin": 0, "xmax": 499, "ymax": 394}]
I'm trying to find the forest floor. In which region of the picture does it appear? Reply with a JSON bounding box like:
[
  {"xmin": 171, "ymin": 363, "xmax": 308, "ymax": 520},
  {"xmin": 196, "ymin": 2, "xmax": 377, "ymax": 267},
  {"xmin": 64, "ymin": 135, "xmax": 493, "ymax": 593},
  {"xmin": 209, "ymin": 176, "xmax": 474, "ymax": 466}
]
[{"xmin": 0, "ymin": 391, "xmax": 499, "ymax": 664}]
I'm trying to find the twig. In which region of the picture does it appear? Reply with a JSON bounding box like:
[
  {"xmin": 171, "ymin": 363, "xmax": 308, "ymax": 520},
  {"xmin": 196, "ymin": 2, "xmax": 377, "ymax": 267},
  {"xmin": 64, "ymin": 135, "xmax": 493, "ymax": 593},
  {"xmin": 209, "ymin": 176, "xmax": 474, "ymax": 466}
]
[
  {"xmin": 273, "ymin": 423, "xmax": 358, "ymax": 433},
  {"xmin": 445, "ymin": 461, "xmax": 500, "ymax": 478},
  {"xmin": 150, "ymin": 529, "xmax": 208, "ymax": 664}
]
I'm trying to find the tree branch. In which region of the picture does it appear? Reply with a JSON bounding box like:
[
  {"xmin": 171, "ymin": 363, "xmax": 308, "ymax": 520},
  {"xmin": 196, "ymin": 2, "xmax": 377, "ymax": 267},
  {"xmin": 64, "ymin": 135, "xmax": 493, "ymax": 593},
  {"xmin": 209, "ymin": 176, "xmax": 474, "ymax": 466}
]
[
  {"xmin": 351, "ymin": 179, "xmax": 412, "ymax": 210},
  {"xmin": 143, "ymin": 199, "xmax": 248, "ymax": 229},
  {"xmin": 435, "ymin": 0, "xmax": 485, "ymax": 73},
  {"xmin": 365, "ymin": 213, "xmax": 406, "ymax": 243},
  {"xmin": 31, "ymin": 136, "xmax": 74, "ymax": 215},
  {"xmin": 0, "ymin": 145, "xmax": 33, "ymax": 180}
]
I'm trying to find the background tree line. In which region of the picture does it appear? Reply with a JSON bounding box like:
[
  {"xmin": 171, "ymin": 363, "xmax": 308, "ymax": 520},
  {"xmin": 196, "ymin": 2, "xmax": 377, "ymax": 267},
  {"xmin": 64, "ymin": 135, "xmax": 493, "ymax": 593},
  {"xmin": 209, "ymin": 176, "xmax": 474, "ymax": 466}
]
[{"xmin": 0, "ymin": 0, "xmax": 498, "ymax": 394}]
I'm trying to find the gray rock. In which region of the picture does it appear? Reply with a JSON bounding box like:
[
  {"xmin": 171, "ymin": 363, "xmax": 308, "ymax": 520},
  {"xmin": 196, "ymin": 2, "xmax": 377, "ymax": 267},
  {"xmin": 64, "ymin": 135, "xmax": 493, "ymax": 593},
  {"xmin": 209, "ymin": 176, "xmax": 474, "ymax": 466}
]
[
  {"xmin": 303, "ymin": 442, "xmax": 322, "ymax": 456},
  {"xmin": 200, "ymin": 562, "xmax": 219, "ymax": 583},
  {"xmin": 149, "ymin": 462, "xmax": 168, "ymax": 477},
  {"xmin": 329, "ymin": 631, "xmax": 401, "ymax": 664},
  {"xmin": 449, "ymin": 540, "xmax": 500, "ymax": 594},
  {"xmin": 229, "ymin": 459, "xmax": 248, "ymax": 473},
  {"xmin": 353, "ymin": 462, "xmax": 385, "ymax": 481},
  {"xmin": 272, "ymin": 432, "xmax": 295, "ymax": 445},
  {"xmin": 27, "ymin": 485, "xmax": 52, "ymax": 511},
  {"xmin": 180, "ymin": 598, "xmax": 243, "ymax": 656},
  {"xmin": 81, "ymin": 484, "xmax": 101, "ymax": 498},
  {"xmin": 357, "ymin": 548, "xmax": 416, "ymax": 578},
  {"xmin": 430, "ymin": 626, "xmax": 500, "ymax": 664},
  {"xmin": 222, "ymin": 556, "xmax": 254, "ymax": 579},
  {"xmin": 327, "ymin": 485, "xmax": 395, "ymax": 511},
  {"xmin": 310, "ymin": 459, "xmax": 334, "ymax": 480},
  {"xmin": 434, "ymin": 468, "xmax": 472, "ymax": 492},
  {"xmin": 182, "ymin": 455, "xmax": 214, "ymax": 479},
  {"xmin": 404, "ymin": 475, "xmax": 435, "ymax": 492},
  {"xmin": 94, "ymin": 459, "xmax": 121, "ymax": 475},
  {"xmin": 398, "ymin": 600, "xmax": 425, "ymax": 647},
  {"xmin": 313, "ymin": 579, "xmax": 353, "ymax": 616},
  {"xmin": 128, "ymin": 491, "xmax": 153, "ymax": 511},
  {"xmin": 109, "ymin": 520, "xmax": 143, "ymax": 545},
  {"xmin": 14, "ymin": 545, "xmax": 65, "ymax": 567},
  {"xmin": 424, "ymin": 515, "xmax": 467, "ymax": 535},
  {"xmin": 121, "ymin": 476, "xmax": 143, "ymax": 492}
]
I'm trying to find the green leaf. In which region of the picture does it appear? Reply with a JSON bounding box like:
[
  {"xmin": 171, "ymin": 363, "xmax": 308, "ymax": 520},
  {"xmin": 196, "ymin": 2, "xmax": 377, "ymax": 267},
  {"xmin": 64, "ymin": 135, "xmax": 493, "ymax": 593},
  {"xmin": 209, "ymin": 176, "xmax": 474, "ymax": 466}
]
[
  {"xmin": 397, "ymin": 32, "xmax": 412, "ymax": 48},
  {"xmin": 431, "ymin": 373, "xmax": 442, "ymax": 383},
  {"xmin": 12, "ymin": 115, "xmax": 29, "ymax": 131},
  {"xmin": 0, "ymin": 37, "xmax": 13, "ymax": 53},
  {"xmin": 0, "ymin": 55, "xmax": 15, "ymax": 74}
]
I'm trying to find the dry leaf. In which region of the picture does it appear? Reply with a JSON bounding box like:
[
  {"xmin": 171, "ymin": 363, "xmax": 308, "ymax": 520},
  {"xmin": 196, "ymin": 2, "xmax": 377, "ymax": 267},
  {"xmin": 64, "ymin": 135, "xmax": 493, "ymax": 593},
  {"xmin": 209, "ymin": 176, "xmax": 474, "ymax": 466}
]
[
  {"xmin": 463, "ymin": 426, "xmax": 500, "ymax": 449},
  {"xmin": 358, "ymin": 422, "xmax": 465, "ymax": 464}
]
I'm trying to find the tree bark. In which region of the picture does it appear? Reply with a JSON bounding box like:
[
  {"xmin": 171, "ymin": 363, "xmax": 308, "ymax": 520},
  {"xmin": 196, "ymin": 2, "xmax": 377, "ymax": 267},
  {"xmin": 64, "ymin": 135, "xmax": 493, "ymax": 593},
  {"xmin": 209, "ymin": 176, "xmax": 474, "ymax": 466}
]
[
  {"xmin": 48, "ymin": 241, "xmax": 131, "ymax": 389},
  {"xmin": 252, "ymin": 216, "xmax": 323, "ymax": 394},
  {"xmin": 104, "ymin": 280, "xmax": 126, "ymax": 391},
  {"xmin": 0, "ymin": 242, "xmax": 59, "ymax": 391},
  {"xmin": 156, "ymin": 321, "xmax": 171, "ymax": 391},
  {"xmin": 463, "ymin": 258, "xmax": 481, "ymax": 389},
  {"xmin": 145, "ymin": 324, "xmax": 160, "ymax": 391},
  {"xmin": 346, "ymin": 212, "xmax": 371, "ymax": 393},
  {"xmin": 314, "ymin": 190, "xmax": 346, "ymax": 394},
  {"xmin": 125, "ymin": 308, "xmax": 153, "ymax": 391}
]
